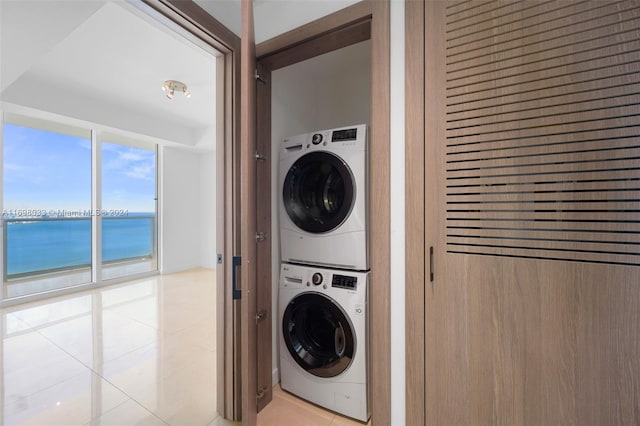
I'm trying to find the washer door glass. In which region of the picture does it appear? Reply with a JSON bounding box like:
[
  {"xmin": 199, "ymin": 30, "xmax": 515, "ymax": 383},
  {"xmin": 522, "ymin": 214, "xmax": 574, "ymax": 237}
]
[
  {"xmin": 283, "ymin": 151, "xmax": 355, "ymax": 234},
  {"xmin": 282, "ymin": 292, "xmax": 355, "ymax": 378}
]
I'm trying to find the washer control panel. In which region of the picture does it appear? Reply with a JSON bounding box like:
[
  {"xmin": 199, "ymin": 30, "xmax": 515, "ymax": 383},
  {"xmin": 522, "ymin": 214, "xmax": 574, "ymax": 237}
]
[
  {"xmin": 312, "ymin": 272, "xmax": 323, "ymax": 285},
  {"xmin": 281, "ymin": 124, "xmax": 367, "ymax": 158},
  {"xmin": 332, "ymin": 274, "xmax": 358, "ymax": 290}
]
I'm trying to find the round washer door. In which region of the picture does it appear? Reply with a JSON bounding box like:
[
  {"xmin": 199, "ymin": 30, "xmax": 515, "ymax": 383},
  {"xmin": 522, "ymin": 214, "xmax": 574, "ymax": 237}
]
[
  {"xmin": 282, "ymin": 292, "xmax": 355, "ymax": 378},
  {"xmin": 283, "ymin": 151, "xmax": 355, "ymax": 234}
]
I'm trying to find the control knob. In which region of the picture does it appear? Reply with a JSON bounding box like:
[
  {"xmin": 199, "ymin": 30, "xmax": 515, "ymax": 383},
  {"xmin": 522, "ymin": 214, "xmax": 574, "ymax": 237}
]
[
  {"xmin": 312, "ymin": 273, "xmax": 323, "ymax": 285},
  {"xmin": 311, "ymin": 133, "xmax": 323, "ymax": 145}
]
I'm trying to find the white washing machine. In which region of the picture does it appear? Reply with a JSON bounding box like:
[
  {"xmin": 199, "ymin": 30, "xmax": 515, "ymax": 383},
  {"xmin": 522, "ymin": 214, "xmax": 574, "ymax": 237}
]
[
  {"xmin": 279, "ymin": 124, "xmax": 368, "ymax": 271},
  {"xmin": 279, "ymin": 263, "xmax": 369, "ymax": 422}
]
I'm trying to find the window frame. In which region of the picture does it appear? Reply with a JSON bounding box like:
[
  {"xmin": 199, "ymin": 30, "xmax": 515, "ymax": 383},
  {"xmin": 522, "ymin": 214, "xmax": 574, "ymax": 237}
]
[{"xmin": 0, "ymin": 108, "xmax": 162, "ymax": 306}]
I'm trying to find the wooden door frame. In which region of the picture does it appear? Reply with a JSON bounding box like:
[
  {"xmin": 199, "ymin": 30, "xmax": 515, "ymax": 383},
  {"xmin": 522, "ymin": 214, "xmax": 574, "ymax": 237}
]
[
  {"xmin": 140, "ymin": 0, "xmax": 241, "ymax": 420},
  {"xmin": 405, "ymin": 0, "xmax": 426, "ymax": 424},
  {"xmin": 240, "ymin": 0, "xmax": 259, "ymax": 424},
  {"xmin": 255, "ymin": 58, "xmax": 272, "ymax": 414},
  {"xmin": 255, "ymin": 1, "xmax": 391, "ymax": 423}
]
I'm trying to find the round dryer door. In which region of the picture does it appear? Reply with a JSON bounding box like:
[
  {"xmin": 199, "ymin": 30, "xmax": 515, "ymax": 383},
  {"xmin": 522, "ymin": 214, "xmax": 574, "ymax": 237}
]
[
  {"xmin": 282, "ymin": 292, "xmax": 355, "ymax": 378},
  {"xmin": 283, "ymin": 151, "xmax": 355, "ymax": 234}
]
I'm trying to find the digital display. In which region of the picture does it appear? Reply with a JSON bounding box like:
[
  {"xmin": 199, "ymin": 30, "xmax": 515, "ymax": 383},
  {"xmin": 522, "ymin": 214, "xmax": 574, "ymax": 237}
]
[
  {"xmin": 331, "ymin": 128, "xmax": 358, "ymax": 142},
  {"xmin": 332, "ymin": 274, "xmax": 358, "ymax": 290}
]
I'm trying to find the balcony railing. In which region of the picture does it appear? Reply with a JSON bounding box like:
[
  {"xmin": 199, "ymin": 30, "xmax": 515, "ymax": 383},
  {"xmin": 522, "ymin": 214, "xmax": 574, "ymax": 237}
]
[{"xmin": 3, "ymin": 215, "xmax": 155, "ymax": 280}]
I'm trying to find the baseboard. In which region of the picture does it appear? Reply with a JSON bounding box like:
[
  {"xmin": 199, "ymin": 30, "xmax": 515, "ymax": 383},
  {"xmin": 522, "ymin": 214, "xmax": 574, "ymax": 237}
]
[{"xmin": 161, "ymin": 263, "xmax": 199, "ymax": 275}]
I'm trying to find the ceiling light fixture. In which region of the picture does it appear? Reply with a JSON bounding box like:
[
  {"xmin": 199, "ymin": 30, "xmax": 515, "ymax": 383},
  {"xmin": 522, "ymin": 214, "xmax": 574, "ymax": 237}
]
[{"xmin": 162, "ymin": 80, "xmax": 191, "ymax": 100}]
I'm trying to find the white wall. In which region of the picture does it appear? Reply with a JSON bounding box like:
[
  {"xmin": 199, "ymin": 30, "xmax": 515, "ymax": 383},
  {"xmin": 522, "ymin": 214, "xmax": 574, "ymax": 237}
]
[
  {"xmin": 161, "ymin": 146, "xmax": 216, "ymax": 273},
  {"xmin": 271, "ymin": 40, "xmax": 372, "ymax": 385},
  {"xmin": 199, "ymin": 152, "xmax": 218, "ymax": 268}
]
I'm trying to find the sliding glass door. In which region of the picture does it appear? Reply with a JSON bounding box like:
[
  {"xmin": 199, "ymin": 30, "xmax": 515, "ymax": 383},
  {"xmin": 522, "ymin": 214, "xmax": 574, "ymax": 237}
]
[
  {"xmin": 1, "ymin": 114, "xmax": 158, "ymax": 300},
  {"xmin": 2, "ymin": 115, "xmax": 92, "ymax": 298},
  {"xmin": 100, "ymin": 137, "xmax": 157, "ymax": 281}
]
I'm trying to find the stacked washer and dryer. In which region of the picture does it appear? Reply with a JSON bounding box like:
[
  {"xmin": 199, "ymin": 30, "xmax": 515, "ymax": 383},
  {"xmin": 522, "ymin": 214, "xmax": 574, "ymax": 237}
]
[{"xmin": 278, "ymin": 124, "xmax": 370, "ymax": 422}]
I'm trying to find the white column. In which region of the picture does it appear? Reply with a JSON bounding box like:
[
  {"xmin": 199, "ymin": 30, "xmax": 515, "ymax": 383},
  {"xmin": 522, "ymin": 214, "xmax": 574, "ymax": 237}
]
[{"xmin": 91, "ymin": 130, "xmax": 102, "ymax": 283}]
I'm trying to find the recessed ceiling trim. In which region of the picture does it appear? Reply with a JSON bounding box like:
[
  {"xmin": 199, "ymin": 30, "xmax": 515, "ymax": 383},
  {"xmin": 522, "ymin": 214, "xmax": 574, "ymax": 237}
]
[{"xmin": 125, "ymin": 0, "xmax": 223, "ymax": 57}]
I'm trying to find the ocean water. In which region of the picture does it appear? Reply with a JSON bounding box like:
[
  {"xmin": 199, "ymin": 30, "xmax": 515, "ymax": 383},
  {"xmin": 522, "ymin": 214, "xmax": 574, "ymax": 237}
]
[{"xmin": 5, "ymin": 214, "xmax": 155, "ymax": 276}]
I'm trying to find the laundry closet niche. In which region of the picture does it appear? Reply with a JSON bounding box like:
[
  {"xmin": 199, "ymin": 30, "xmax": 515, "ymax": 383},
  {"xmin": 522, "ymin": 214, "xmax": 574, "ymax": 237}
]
[{"xmin": 269, "ymin": 39, "xmax": 372, "ymax": 385}]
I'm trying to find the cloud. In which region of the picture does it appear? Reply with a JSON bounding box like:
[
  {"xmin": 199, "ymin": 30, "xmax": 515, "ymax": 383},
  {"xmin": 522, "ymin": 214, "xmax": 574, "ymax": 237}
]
[
  {"xmin": 125, "ymin": 164, "xmax": 154, "ymax": 181},
  {"xmin": 120, "ymin": 151, "xmax": 145, "ymax": 162},
  {"xmin": 78, "ymin": 140, "xmax": 92, "ymax": 150},
  {"xmin": 4, "ymin": 162, "xmax": 31, "ymax": 172},
  {"xmin": 103, "ymin": 145, "xmax": 155, "ymax": 181},
  {"xmin": 3, "ymin": 162, "xmax": 47, "ymax": 185}
]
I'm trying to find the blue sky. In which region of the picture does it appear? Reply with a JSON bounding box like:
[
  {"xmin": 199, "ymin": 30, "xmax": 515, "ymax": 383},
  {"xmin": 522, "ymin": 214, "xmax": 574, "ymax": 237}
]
[
  {"xmin": 102, "ymin": 141, "xmax": 156, "ymax": 212},
  {"xmin": 3, "ymin": 124, "xmax": 155, "ymax": 213}
]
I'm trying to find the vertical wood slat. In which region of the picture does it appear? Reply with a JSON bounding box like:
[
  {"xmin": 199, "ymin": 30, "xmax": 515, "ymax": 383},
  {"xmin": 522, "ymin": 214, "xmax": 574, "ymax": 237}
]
[
  {"xmin": 255, "ymin": 63, "xmax": 272, "ymax": 413},
  {"xmin": 445, "ymin": 0, "xmax": 640, "ymax": 267},
  {"xmin": 369, "ymin": 1, "xmax": 391, "ymax": 424},
  {"xmin": 404, "ymin": 0, "xmax": 425, "ymax": 425},
  {"xmin": 424, "ymin": 1, "xmax": 450, "ymax": 425},
  {"xmin": 215, "ymin": 53, "xmax": 232, "ymax": 420},
  {"xmin": 240, "ymin": 0, "xmax": 257, "ymax": 424}
]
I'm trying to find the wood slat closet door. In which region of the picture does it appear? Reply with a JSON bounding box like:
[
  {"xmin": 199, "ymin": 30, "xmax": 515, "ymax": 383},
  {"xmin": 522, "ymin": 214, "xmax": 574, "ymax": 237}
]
[{"xmin": 425, "ymin": 1, "xmax": 640, "ymax": 425}]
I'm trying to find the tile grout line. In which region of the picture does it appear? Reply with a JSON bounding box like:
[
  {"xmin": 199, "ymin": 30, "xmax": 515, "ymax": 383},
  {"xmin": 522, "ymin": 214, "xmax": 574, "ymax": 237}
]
[
  {"xmin": 4, "ymin": 271, "xmax": 219, "ymax": 426},
  {"xmin": 83, "ymin": 398, "xmax": 169, "ymax": 426},
  {"xmin": 10, "ymin": 300, "xmax": 172, "ymax": 424}
]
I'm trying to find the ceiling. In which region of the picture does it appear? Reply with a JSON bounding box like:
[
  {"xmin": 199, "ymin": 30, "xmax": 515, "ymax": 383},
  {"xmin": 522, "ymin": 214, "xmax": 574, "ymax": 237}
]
[
  {"xmin": 0, "ymin": 0, "xmax": 358, "ymax": 149},
  {"xmin": 1, "ymin": 1, "xmax": 218, "ymax": 149},
  {"xmin": 194, "ymin": 0, "xmax": 358, "ymax": 44}
]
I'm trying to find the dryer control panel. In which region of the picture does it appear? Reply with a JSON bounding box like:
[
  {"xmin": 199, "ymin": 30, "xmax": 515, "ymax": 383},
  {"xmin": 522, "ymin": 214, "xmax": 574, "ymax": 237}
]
[
  {"xmin": 331, "ymin": 128, "xmax": 358, "ymax": 142},
  {"xmin": 332, "ymin": 274, "xmax": 358, "ymax": 290}
]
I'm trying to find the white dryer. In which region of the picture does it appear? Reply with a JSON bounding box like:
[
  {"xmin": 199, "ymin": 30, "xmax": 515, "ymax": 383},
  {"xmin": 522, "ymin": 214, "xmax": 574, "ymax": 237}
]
[
  {"xmin": 279, "ymin": 263, "xmax": 369, "ymax": 422},
  {"xmin": 279, "ymin": 124, "xmax": 368, "ymax": 271}
]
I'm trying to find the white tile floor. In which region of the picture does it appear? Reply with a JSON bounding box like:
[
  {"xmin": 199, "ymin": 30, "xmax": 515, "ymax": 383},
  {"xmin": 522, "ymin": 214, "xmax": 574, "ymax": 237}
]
[
  {"xmin": 0, "ymin": 268, "xmax": 368, "ymax": 426},
  {"xmin": 0, "ymin": 268, "xmax": 227, "ymax": 426}
]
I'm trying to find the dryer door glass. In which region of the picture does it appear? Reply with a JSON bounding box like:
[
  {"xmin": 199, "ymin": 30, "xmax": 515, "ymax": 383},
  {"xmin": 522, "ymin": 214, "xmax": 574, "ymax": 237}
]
[
  {"xmin": 283, "ymin": 151, "xmax": 355, "ymax": 234},
  {"xmin": 282, "ymin": 292, "xmax": 355, "ymax": 378}
]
